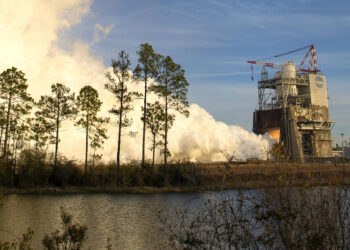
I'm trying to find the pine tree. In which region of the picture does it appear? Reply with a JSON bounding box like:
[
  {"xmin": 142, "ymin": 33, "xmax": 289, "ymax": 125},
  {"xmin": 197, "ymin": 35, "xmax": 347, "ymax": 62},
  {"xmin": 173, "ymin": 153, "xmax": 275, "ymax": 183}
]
[
  {"xmin": 134, "ymin": 43, "xmax": 161, "ymax": 169},
  {"xmin": 151, "ymin": 56, "xmax": 189, "ymax": 181},
  {"xmin": 75, "ymin": 85, "xmax": 109, "ymax": 175},
  {"xmin": 105, "ymin": 50, "xmax": 141, "ymax": 169},
  {"xmin": 36, "ymin": 83, "xmax": 76, "ymax": 169},
  {"xmin": 0, "ymin": 67, "xmax": 33, "ymax": 159}
]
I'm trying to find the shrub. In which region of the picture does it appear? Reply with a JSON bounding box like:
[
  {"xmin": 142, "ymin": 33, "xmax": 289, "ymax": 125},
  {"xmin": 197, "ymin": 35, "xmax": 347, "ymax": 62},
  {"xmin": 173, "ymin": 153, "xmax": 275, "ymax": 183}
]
[
  {"xmin": 17, "ymin": 149, "xmax": 52, "ymax": 187},
  {"xmin": 0, "ymin": 228, "xmax": 34, "ymax": 250},
  {"xmin": 167, "ymin": 161, "xmax": 203, "ymax": 186},
  {"xmin": 0, "ymin": 159, "xmax": 13, "ymax": 187},
  {"xmin": 54, "ymin": 158, "xmax": 83, "ymax": 187},
  {"xmin": 42, "ymin": 207, "xmax": 87, "ymax": 250}
]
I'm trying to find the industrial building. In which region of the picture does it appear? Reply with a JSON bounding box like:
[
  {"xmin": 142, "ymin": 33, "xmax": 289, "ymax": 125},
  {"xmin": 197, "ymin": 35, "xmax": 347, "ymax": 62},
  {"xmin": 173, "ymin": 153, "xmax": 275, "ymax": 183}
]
[{"xmin": 248, "ymin": 45, "xmax": 334, "ymax": 161}]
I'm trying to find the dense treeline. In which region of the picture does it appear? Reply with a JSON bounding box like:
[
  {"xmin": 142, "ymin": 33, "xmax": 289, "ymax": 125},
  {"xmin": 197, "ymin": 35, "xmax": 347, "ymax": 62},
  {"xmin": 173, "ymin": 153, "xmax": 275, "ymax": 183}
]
[
  {"xmin": 0, "ymin": 43, "xmax": 189, "ymax": 187},
  {"xmin": 0, "ymin": 149, "xmax": 203, "ymax": 188}
]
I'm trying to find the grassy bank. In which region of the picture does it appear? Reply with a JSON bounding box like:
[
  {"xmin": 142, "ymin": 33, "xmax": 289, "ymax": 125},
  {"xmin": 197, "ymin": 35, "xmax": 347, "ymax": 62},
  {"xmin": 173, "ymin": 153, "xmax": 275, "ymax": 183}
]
[
  {"xmin": 204, "ymin": 161, "xmax": 350, "ymax": 189},
  {"xmin": 3, "ymin": 185, "xmax": 206, "ymax": 195},
  {"xmin": 2, "ymin": 161, "xmax": 350, "ymax": 195}
]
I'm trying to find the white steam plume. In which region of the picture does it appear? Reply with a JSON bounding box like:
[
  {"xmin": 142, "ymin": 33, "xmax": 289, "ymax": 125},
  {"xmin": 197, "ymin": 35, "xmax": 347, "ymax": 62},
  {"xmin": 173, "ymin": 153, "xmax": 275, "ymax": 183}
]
[{"xmin": 0, "ymin": 0, "xmax": 270, "ymax": 163}]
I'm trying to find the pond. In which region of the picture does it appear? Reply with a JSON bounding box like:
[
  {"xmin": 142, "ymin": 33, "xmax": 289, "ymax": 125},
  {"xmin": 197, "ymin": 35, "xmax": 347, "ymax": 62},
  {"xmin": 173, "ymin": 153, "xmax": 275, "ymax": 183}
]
[{"xmin": 0, "ymin": 192, "xmax": 204, "ymax": 249}]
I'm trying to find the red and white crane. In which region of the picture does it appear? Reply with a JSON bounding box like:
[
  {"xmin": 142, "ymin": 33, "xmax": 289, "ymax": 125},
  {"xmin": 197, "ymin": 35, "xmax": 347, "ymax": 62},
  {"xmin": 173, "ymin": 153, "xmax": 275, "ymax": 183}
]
[{"xmin": 247, "ymin": 44, "xmax": 319, "ymax": 80}]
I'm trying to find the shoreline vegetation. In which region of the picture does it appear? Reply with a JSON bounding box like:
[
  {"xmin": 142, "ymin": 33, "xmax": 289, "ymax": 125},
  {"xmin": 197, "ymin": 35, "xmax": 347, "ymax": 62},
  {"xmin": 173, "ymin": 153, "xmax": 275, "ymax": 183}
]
[{"xmin": 2, "ymin": 161, "xmax": 350, "ymax": 195}]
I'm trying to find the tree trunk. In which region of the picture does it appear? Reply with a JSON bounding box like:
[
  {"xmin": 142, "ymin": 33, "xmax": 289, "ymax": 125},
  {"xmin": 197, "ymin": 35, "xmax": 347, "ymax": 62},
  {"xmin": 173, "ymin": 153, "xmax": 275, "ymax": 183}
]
[
  {"xmin": 3, "ymin": 94, "xmax": 12, "ymax": 158},
  {"xmin": 7, "ymin": 133, "xmax": 11, "ymax": 161},
  {"xmin": 152, "ymin": 132, "xmax": 156, "ymax": 169},
  {"xmin": 164, "ymin": 79, "xmax": 168, "ymax": 183},
  {"xmin": 12, "ymin": 137, "xmax": 17, "ymax": 176},
  {"xmin": 54, "ymin": 105, "xmax": 60, "ymax": 170},
  {"xmin": 117, "ymin": 82, "xmax": 124, "ymax": 169},
  {"xmin": 92, "ymin": 148, "xmax": 96, "ymax": 168},
  {"xmin": 0, "ymin": 126, "xmax": 4, "ymax": 152},
  {"xmin": 12, "ymin": 135, "xmax": 15, "ymax": 163},
  {"xmin": 85, "ymin": 113, "xmax": 89, "ymax": 176},
  {"xmin": 142, "ymin": 78, "xmax": 147, "ymax": 169}
]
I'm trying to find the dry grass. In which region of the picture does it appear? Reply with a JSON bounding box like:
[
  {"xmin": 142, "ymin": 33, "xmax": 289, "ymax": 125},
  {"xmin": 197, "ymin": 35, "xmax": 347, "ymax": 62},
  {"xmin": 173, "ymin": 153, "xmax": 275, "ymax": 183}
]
[{"xmin": 198, "ymin": 161, "xmax": 350, "ymax": 190}]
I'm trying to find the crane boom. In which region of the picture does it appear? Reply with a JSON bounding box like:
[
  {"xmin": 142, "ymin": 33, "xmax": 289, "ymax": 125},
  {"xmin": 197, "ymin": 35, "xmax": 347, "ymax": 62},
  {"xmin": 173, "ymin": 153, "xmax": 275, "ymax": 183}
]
[
  {"xmin": 246, "ymin": 61, "xmax": 282, "ymax": 68},
  {"xmin": 247, "ymin": 44, "xmax": 319, "ymax": 81}
]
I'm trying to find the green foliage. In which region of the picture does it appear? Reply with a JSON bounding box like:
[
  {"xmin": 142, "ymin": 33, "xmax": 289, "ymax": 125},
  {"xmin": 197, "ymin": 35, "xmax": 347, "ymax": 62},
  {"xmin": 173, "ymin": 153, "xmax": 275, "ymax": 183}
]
[
  {"xmin": 134, "ymin": 43, "xmax": 160, "ymax": 82},
  {"xmin": 76, "ymin": 86, "xmax": 102, "ymax": 123},
  {"xmin": 0, "ymin": 68, "xmax": 28, "ymax": 100},
  {"xmin": 105, "ymin": 50, "xmax": 140, "ymax": 128},
  {"xmin": 151, "ymin": 55, "xmax": 189, "ymax": 117},
  {"xmin": 36, "ymin": 83, "xmax": 76, "ymax": 124},
  {"xmin": 28, "ymin": 116, "xmax": 53, "ymax": 150},
  {"xmin": 42, "ymin": 207, "xmax": 87, "ymax": 250}
]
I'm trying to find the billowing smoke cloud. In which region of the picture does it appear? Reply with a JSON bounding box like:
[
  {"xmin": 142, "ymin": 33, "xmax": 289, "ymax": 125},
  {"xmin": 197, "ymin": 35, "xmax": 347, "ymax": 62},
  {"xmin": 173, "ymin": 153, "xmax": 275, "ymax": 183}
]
[{"xmin": 0, "ymin": 0, "xmax": 270, "ymax": 163}]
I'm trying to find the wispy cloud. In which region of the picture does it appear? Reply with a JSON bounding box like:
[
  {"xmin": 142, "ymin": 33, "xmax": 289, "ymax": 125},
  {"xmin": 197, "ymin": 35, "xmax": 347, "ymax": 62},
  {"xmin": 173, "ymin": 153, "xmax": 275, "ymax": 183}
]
[{"xmin": 91, "ymin": 23, "xmax": 114, "ymax": 45}]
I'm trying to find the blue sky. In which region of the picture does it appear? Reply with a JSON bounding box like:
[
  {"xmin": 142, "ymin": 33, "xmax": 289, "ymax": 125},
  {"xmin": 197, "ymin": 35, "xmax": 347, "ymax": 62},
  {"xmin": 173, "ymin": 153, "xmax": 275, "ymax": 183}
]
[{"xmin": 63, "ymin": 0, "xmax": 350, "ymax": 145}]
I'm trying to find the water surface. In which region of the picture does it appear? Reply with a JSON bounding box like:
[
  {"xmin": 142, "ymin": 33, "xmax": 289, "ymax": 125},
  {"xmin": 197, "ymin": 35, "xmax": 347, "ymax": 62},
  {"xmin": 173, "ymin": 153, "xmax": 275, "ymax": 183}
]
[{"xmin": 0, "ymin": 192, "xmax": 203, "ymax": 249}]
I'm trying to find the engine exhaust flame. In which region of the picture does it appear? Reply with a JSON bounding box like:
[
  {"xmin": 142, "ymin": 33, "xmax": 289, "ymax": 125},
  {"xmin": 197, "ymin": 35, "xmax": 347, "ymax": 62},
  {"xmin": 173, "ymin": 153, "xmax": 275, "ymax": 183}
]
[{"xmin": 268, "ymin": 129, "xmax": 280, "ymax": 141}]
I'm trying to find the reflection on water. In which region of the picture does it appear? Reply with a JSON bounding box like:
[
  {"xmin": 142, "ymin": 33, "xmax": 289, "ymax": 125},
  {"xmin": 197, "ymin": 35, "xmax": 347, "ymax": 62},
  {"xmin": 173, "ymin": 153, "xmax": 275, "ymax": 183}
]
[{"xmin": 0, "ymin": 193, "xmax": 202, "ymax": 249}]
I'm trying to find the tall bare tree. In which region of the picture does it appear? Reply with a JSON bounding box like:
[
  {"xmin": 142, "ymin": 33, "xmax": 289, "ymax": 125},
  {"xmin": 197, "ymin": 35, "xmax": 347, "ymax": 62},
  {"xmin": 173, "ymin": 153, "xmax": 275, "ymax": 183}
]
[
  {"xmin": 152, "ymin": 56, "xmax": 189, "ymax": 181},
  {"xmin": 105, "ymin": 50, "xmax": 140, "ymax": 169},
  {"xmin": 134, "ymin": 43, "xmax": 160, "ymax": 169},
  {"xmin": 36, "ymin": 83, "xmax": 76, "ymax": 169}
]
